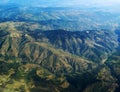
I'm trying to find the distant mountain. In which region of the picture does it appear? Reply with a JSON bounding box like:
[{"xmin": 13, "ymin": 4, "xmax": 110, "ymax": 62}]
[
  {"xmin": 3, "ymin": 0, "xmax": 120, "ymax": 10},
  {"xmin": 0, "ymin": 5, "xmax": 119, "ymax": 31}
]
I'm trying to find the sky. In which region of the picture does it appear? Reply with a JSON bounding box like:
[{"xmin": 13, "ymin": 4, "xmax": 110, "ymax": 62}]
[{"xmin": 0, "ymin": 0, "xmax": 120, "ymax": 7}]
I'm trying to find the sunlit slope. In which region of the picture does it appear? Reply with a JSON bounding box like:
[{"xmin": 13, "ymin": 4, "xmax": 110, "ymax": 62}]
[{"xmin": 0, "ymin": 22, "xmax": 120, "ymax": 92}]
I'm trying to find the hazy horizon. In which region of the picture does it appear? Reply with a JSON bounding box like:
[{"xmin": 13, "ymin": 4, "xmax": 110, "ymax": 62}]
[
  {"xmin": 0, "ymin": 0, "xmax": 120, "ymax": 13},
  {"xmin": 0, "ymin": 0, "xmax": 120, "ymax": 7}
]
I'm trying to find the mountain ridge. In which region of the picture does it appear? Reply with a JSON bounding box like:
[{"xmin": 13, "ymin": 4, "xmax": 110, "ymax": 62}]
[{"xmin": 0, "ymin": 4, "xmax": 120, "ymax": 92}]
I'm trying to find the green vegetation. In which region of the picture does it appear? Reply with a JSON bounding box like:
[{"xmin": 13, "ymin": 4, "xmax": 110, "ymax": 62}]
[{"xmin": 0, "ymin": 4, "xmax": 120, "ymax": 92}]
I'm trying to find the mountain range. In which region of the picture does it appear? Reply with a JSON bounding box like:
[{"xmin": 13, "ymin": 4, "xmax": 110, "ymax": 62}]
[{"xmin": 0, "ymin": 3, "xmax": 120, "ymax": 92}]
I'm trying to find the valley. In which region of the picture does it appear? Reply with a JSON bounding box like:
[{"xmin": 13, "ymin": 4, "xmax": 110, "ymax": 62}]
[{"xmin": 0, "ymin": 3, "xmax": 120, "ymax": 92}]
